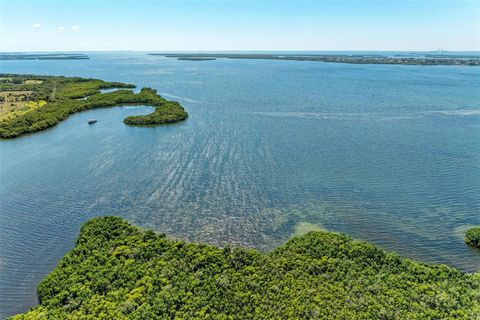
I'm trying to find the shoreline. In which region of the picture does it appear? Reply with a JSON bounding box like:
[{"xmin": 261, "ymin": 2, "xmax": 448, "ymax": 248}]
[{"xmin": 151, "ymin": 53, "xmax": 480, "ymax": 66}]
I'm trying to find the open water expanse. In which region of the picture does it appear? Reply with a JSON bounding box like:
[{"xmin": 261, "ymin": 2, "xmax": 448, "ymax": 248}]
[{"xmin": 0, "ymin": 52, "xmax": 479, "ymax": 318}]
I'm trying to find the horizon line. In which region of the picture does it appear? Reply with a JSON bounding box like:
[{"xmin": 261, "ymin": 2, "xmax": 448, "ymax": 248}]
[{"xmin": 2, "ymin": 49, "xmax": 480, "ymax": 53}]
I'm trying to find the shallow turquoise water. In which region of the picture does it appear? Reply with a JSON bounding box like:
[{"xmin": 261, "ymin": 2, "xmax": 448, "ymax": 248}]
[{"xmin": 1, "ymin": 52, "xmax": 479, "ymax": 317}]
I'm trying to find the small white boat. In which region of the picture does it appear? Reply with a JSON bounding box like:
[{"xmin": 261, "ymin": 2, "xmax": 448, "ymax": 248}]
[{"xmin": 88, "ymin": 119, "xmax": 97, "ymax": 124}]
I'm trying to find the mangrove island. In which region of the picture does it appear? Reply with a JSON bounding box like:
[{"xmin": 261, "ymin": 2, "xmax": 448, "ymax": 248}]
[
  {"xmin": 0, "ymin": 74, "xmax": 188, "ymax": 138},
  {"xmin": 10, "ymin": 216, "xmax": 480, "ymax": 319}
]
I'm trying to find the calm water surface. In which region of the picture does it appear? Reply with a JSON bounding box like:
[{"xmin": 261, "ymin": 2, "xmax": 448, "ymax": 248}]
[{"xmin": 1, "ymin": 52, "xmax": 479, "ymax": 318}]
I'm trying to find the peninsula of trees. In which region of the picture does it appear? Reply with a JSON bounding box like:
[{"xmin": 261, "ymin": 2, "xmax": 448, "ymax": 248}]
[
  {"xmin": 11, "ymin": 217, "xmax": 480, "ymax": 319},
  {"xmin": 0, "ymin": 74, "xmax": 187, "ymax": 138},
  {"xmin": 151, "ymin": 53, "xmax": 480, "ymax": 66}
]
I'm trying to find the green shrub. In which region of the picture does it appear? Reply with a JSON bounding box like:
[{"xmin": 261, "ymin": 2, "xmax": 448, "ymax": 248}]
[{"xmin": 465, "ymin": 227, "xmax": 480, "ymax": 248}]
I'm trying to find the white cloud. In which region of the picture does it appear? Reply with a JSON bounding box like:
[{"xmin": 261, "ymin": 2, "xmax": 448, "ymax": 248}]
[
  {"xmin": 71, "ymin": 25, "xmax": 80, "ymax": 31},
  {"xmin": 32, "ymin": 23, "xmax": 42, "ymax": 28},
  {"xmin": 58, "ymin": 26, "xmax": 65, "ymax": 31}
]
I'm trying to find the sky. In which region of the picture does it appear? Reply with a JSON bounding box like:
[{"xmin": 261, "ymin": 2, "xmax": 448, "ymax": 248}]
[{"xmin": 0, "ymin": 0, "xmax": 479, "ymax": 52}]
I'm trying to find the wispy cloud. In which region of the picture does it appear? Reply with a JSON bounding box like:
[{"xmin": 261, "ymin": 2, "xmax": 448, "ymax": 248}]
[
  {"xmin": 58, "ymin": 26, "xmax": 65, "ymax": 31},
  {"xmin": 32, "ymin": 23, "xmax": 42, "ymax": 28},
  {"xmin": 71, "ymin": 25, "xmax": 80, "ymax": 31}
]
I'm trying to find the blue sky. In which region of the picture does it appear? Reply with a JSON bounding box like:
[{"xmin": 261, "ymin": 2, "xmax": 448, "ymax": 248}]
[{"xmin": 0, "ymin": 0, "xmax": 479, "ymax": 52}]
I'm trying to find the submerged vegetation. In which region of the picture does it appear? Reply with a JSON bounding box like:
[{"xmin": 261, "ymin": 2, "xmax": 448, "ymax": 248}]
[
  {"xmin": 466, "ymin": 227, "xmax": 480, "ymax": 249},
  {"xmin": 12, "ymin": 217, "xmax": 480, "ymax": 319},
  {"xmin": 0, "ymin": 74, "xmax": 187, "ymax": 138}
]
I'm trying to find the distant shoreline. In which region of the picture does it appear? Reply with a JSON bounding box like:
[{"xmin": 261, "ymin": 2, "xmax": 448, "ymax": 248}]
[
  {"xmin": 0, "ymin": 53, "xmax": 89, "ymax": 60},
  {"xmin": 151, "ymin": 53, "xmax": 480, "ymax": 66},
  {"xmin": 177, "ymin": 57, "xmax": 217, "ymax": 61}
]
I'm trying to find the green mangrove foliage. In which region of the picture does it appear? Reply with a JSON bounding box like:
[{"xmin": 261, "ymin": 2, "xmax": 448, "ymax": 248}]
[
  {"xmin": 466, "ymin": 227, "xmax": 480, "ymax": 249},
  {"xmin": 11, "ymin": 217, "xmax": 480, "ymax": 319},
  {"xmin": 0, "ymin": 74, "xmax": 187, "ymax": 138}
]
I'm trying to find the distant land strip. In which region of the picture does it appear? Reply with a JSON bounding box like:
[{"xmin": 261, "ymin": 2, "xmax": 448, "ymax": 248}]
[
  {"xmin": 0, "ymin": 53, "xmax": 89, "ymax": 60},
  {"xmin": 151, "ymin": 53, "xmax": 480, "ymax": 66}
]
